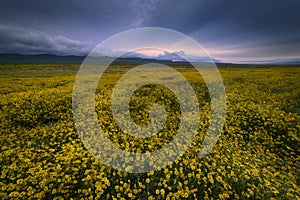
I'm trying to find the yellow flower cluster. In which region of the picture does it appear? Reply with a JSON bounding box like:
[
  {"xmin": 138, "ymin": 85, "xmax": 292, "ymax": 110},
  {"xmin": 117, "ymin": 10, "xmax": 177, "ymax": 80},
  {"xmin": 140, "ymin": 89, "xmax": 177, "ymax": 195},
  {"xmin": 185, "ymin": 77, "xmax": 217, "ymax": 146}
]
[{"xmin": 0, "ymin": 64, "xmax": 299, "ymax": 199}]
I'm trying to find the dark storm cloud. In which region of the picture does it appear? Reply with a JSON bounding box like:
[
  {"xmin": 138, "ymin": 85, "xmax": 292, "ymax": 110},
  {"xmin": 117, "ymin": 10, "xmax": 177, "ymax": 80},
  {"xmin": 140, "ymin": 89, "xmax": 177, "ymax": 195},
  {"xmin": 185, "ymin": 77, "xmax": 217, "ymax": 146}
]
[
  {"xmin": 0, "ymin": 0, "xmax": 299, "ymax": 62},
  {"xmin": 0, "ymin": 0, "xmax": 133, "ymax": 41},
  {"xmin": 0, "ymin": 26, "xmax": 93, "ymax": 55}
]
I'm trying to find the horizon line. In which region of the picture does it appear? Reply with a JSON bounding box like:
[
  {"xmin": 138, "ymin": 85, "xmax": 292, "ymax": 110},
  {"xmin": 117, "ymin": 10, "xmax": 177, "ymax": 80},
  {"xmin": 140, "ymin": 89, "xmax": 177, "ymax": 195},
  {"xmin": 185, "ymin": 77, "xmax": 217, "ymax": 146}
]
[{"xmin": 0, "ymin": 52, "xmax": 299, "ymax": 65}]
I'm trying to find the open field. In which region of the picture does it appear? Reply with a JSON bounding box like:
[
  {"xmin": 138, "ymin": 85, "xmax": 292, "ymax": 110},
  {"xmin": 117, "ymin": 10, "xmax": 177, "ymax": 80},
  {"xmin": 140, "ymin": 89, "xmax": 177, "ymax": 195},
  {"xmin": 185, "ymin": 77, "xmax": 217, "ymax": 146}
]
[{"xmin": 0, "ymin": 64, "xmax": 299, "ymax": 199}]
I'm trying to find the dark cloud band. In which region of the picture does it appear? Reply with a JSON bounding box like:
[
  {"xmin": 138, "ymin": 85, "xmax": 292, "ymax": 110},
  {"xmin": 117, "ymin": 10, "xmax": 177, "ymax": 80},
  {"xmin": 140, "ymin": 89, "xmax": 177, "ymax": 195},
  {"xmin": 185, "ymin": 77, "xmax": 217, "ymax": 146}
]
[{"xmin": 0, "ymin": 26, "xmax": 93, "ymax": 55}]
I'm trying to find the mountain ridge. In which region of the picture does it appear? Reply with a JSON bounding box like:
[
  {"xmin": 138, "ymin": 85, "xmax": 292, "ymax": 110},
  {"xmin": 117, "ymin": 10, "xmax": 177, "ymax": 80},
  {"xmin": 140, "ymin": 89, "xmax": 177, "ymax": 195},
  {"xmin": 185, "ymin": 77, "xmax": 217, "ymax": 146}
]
[{"xmin": 0, "ymin": 53, "xmax": 299, "ymax": 65}]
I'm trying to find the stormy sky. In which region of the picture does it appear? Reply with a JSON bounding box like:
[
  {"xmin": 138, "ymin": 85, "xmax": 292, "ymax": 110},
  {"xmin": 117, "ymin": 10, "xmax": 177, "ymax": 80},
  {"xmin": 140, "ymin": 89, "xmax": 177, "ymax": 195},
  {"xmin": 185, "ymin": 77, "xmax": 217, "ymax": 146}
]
[{"xmin": 0, "ymin": 0, "xmax": 299, "ymax": 63}]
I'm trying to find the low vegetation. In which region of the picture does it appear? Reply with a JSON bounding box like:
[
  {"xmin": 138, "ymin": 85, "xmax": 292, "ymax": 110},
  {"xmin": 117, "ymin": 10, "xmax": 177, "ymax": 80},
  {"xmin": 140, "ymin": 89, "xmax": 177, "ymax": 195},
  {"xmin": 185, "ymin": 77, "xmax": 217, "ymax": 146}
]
[{"xmin": 0, "ymin": 64, "xmax": 299, "ymax": 199}]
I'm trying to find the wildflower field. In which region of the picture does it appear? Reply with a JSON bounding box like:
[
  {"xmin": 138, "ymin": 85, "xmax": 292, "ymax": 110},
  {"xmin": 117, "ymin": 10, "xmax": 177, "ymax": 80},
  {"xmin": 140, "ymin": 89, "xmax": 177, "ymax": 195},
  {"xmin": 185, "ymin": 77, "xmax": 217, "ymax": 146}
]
[{"xmin": 0, "ymin": 64, "xmax": 299, "ymax": 199}]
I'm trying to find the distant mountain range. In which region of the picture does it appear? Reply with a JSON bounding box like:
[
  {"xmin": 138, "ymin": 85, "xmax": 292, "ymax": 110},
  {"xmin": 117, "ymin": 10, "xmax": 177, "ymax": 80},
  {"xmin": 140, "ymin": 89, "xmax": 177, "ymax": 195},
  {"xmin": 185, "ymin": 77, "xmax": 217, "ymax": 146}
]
[
  {"xmin": 0, "ymin": 53, "xmax": 299, "ymax": 65},
  {"xmin": 0, "ymin": 53, "xmax": 191, "ymax": 65},
  {"xmin": 0, "ymin": 53, "xmax": 86, "ymax": 64}
]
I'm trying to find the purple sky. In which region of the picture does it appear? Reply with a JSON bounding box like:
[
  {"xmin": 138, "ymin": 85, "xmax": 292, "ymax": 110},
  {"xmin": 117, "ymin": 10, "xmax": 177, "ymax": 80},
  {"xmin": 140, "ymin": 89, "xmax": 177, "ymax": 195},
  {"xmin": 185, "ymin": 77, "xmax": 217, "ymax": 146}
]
[{"xmin": 0, "ymin": 0, "xmax": 299, "ymax": 63}]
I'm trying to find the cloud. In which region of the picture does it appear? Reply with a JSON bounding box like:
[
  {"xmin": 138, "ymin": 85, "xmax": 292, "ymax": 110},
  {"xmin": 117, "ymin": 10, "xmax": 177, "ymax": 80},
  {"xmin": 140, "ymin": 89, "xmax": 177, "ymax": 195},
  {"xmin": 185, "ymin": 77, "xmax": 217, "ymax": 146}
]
[
  {"xmin": 121, "ymin": 50, "xmax": 185, "ymax": 60},
  {"xmin": 120, "ymin": 49, "xmax": 213, "ymax": 62},
  {"xmin": 0, "ymin": 1, "xmax": 299, "ymax": 62},
  {"xmin": 129, "ymin": 0, "xmax": 160, "ymax": 27},
  {"xmin": 0, "ymin": 26, "xmax": 93, "ymax": 55},
  {"xmin": 157, "ymin": 51, "xmax": 185, "ymax": 61}
]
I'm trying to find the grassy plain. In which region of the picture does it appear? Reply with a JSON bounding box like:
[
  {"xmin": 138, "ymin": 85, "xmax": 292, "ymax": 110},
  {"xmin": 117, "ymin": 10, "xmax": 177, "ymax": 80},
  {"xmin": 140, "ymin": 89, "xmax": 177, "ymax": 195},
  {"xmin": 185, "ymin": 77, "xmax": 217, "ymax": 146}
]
[{"xmin": 0, "ymin": 64, "xmax": 299, "ymax": 199}]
